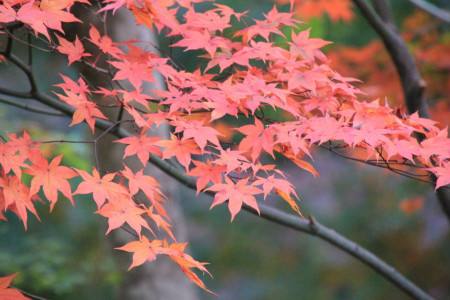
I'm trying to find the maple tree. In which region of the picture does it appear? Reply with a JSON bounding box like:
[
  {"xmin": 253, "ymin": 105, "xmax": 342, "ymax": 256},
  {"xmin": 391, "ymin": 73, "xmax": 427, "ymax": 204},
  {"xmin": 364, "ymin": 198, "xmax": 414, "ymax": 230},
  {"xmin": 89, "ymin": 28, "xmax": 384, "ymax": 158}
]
[{"xmin": 0, "ymin": 0, "xmax": 448, "ymax": 299}]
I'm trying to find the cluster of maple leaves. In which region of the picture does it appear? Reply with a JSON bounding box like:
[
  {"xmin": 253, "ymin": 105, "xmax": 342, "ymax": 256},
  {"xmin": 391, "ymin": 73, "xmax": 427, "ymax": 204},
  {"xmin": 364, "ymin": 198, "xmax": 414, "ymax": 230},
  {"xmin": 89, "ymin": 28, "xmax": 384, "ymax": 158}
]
[
  {"xmin": 0, "ymin": 0, "xmax": 449, "ymax": 293},
  {"xmin": 328, "ymin": 9, "xmax": 450, "ymax": 127}
]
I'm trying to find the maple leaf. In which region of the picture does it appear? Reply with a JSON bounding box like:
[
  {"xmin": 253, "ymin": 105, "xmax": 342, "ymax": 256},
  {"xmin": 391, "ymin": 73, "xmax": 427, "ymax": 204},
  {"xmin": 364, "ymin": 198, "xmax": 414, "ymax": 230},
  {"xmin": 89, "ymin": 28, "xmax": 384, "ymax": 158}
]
[
  {"xmin": 88, "ymin": 26, "xmax": 123, "ymax": 58},
  {"xmin": 145, "ymin": 207, "xmax": 175, "ymax": 240},
  {"xmin": 188, "ymin": 160, "xmax": 225, "ymax": 193},
  {"xmin": 208, "ymin": 177, "xmax": 262, "ymax": 220},
  {"xmin": 16, "ymin": 0, "xmax": 80, "ymax": 39},
  {"xmin": 26, "ymin": 155, "xmax": 76, "ymax": 211},
  {"xmin": 0, "ymin": 139, "xmax": 27, "ymax": 178},
  {"xmin": 74, "ymin": 168, "xmax": 127, "ymax": 208},
  {"xmin": 121, "ymin": 166, "xmax": 167, "ymax": 217},
  {"xmin": 214, "ymin": 148, "xmax": 251, "ymax": 174},
  {"xmin": 237, "ymin": 6, "xmax": 298, "ymax": 42},
  {"xmin": 173, "ymin": 120, "xmax": 221, "ymax": 150},
  {"xmin": 157, "ymin": 135, "xmax": 202, "ymax": 170},
  {"xmin": 430, "ymin": 162, "xmax": 450, "ymax": 190},
  {"xmin": 109, "ymin": 59, "xmax": 154, "ymax": 90},
  {"xmin": 254, "ymin": 175, "xmax": 303, "ymax": 216},
  {"xmin": 56, "ymin": 35, "xmax": 91, "ymax": 65},
  {"xmin": 0, "ymin": 175, "xmax": 40, "ymax": 230},
  {"xmin": 290, "ymin": 29, "xmax": 331, "ymax": 61},
  {"xmin": 420, "ymin": 129, "xmax": 450, "ymax": 163},
  {"xmin": 116, "ymin": 237, "xmax": 159, "ymax": 270},
  {"xmin": 98, "ymin": 197, "xmax": 150, "ymax": 237},
  {"xmin": 56, "ymin": 90, "xmax": 107, "ymax": 133},
  {"xmin": 254, "ymin": 175, "xmax": 297, "ymax": 199},
  {"xmin": 288, "ymin": 68, "xmax": 328, "ymax": 94},
  {"xmin": 116, "ymin": 131, "xmax": 162, "ymax": 166},
  {"xmin": 55, "ymin": 75, "xmax": 90, "ymax": 95},
  {"xmin": 164, "ymin": 242, "xmax": 213, "ymax": 293},
  {"xmin": 40, "ymin": 0, "xmax": 90, "ymax": 11},
  {"xmin": 0, "ymin": 4, "xmax": 16, "ymax": 24},
  {"xmin": 0, "ymin": 273, "xmax": 31, "ymax": 300},
  {"xmin": 173, "ymin": 28, "xmax": 232, "ymax": 57},
  {"xmin": 237, "ymin": 118, "xmax": 276, "ymax": 161}
]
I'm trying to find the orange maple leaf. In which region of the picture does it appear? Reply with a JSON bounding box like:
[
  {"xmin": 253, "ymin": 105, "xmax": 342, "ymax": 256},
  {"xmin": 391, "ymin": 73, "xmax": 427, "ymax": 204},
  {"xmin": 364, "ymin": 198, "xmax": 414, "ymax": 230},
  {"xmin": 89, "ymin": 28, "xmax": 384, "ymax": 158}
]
[
  {"xmin": 188, "ymin": 160, "xmax": 225, "ymax": 193},
  {"xmin": 27, "ymin": 155, "xmax": 76, "ymax": 211},
  {"xmin": 74, "ymin": 169, "xmax": 127, "ymax": 208},
  {"xmin": 116, "ymin": 132, "xmax": 162, "ymax": 166},
  {"xmin": 157, "ymin": 135, "xmax": 202, "ymax": 170},
  {"xmin": 97, "ymin": 197, "xmax": 150, "ymax": 237},
  {"xmin": 116, "ymin": 236, "xmax": 160, "ymax": 270},
  {"xmin": 208, "ymin": 177, "xmax": 262, "ymax": 221},
  {"xmin": 0, "ymin": 175, "xmax": 40, "ymax": 230}
]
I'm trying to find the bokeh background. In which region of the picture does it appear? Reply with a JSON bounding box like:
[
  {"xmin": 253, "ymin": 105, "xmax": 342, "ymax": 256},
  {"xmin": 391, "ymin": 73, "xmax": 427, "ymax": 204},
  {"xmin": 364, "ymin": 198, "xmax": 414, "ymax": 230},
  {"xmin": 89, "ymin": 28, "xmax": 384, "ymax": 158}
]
[{"xmin": 0, "ymin": 0, "xmax": 449, "ymax": 299}]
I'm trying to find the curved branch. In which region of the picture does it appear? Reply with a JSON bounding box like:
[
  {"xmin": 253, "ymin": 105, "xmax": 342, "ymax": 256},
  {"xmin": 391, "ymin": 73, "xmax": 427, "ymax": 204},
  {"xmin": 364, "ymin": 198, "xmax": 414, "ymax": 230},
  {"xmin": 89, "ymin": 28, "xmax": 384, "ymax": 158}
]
[
  {"xmin": 353, "ymin": 0, "xmax": 450, "ymax": 222},
  {"xmin": 0, "ymin": 97, "xmax": 65, "ymax": 116},
  {"xmin": 28, "ymin": 90, "xmax": 434, "ymax": 300},
  {"xmin": 407, "ymin": 0, "xmax": 450, "ymax": 23},
  {"xmin": 353, "ymin": 0, "xmax": 429, "ymax": 117}
]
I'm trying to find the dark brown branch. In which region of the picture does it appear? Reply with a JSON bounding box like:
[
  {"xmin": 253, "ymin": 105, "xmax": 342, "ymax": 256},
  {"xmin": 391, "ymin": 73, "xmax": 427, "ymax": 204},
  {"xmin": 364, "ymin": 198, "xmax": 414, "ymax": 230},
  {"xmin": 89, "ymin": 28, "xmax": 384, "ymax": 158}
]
[
  {"xmin": 353, "ymin": 0, "xmax": 450, "ymax": 223},
  {"xmin": 407, "ymin": 0, "xmax": 450, "ymax": 23},
  {"xmin": 371, "ymin": 0, "xmax": 394, "ymax": 24}
]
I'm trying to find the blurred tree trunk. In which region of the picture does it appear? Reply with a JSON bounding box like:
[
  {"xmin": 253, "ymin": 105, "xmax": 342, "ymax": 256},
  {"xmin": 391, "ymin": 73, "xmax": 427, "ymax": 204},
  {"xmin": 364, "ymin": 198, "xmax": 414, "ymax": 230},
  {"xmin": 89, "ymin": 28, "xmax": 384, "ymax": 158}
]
[{"xmin": 77, "ymin": 8, "xmax": 199, "ymax": 300}]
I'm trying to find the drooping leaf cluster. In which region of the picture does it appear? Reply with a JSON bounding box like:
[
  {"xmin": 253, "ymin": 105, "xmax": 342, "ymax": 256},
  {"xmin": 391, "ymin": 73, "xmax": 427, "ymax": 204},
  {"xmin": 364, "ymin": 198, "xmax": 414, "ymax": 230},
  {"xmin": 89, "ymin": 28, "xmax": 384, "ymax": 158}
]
[{"xmin": 0, "ymin": 0, "xmax": 449, "ymax": 291}]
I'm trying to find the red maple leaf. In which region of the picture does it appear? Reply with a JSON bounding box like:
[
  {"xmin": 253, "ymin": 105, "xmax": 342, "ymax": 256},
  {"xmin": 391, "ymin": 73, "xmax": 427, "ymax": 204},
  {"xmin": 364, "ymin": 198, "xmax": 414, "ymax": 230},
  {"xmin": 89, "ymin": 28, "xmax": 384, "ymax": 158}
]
[
  {"xmin": 16, "ymin": 1, "xmax": 79, "ymax": 39},
  {"xmin": 57, "ymin": 35, "xmax": 91, "ymax": 65},
  {"xmin": 56, "ymin": 90, "xmax": 107, "ymax": 133},
  {"xmin": 88, "ymin": 26, "xmax": 123, "ymax": 58}
]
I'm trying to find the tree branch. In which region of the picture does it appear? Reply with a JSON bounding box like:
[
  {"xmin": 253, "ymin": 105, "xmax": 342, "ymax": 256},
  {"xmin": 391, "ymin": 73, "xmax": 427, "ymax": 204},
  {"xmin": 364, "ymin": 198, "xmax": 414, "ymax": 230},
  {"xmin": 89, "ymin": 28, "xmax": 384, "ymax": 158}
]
[
  {"xmin": 17, "ymin": 288, "xmax": 50, "ymax": 300},
  {"xmin": 407, "ymin": 0, "xmax": 450, "ymax": 23},
  {"xmin": 353, "ymin": 0, "xmax": 450, "ymax": 223},
  {"xmin": 0, "ymin": 97, "xmax": 65, "ymax": 116}
]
